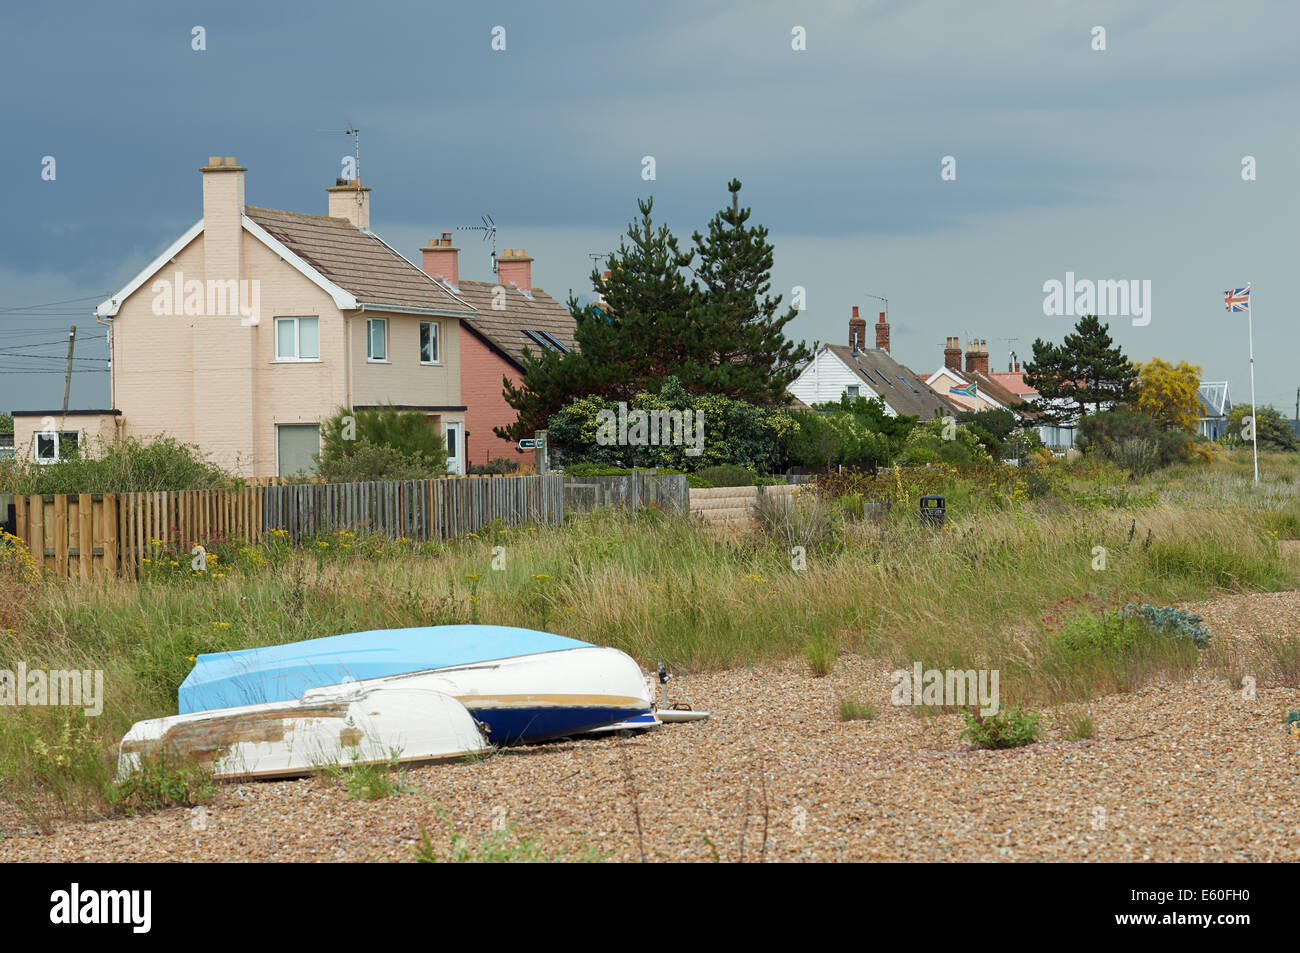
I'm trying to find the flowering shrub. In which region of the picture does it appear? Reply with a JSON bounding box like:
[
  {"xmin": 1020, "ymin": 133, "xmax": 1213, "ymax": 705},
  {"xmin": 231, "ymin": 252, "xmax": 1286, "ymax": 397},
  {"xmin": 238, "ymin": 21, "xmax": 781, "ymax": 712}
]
[
  {"xmin": 0, "ymin": 529, "xmax": 42, "ymax": 632},
  {"xmin": 139, "ymin": 527, "xmax": 242, "ymax": 582}
]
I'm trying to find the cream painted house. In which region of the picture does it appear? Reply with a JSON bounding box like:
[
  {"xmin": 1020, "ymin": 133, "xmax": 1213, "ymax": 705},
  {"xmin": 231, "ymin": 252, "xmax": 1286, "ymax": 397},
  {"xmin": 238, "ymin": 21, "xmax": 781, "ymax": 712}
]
[{"xmin": 83, "ymin": 157, "xmax": 478, "ymax": 476}]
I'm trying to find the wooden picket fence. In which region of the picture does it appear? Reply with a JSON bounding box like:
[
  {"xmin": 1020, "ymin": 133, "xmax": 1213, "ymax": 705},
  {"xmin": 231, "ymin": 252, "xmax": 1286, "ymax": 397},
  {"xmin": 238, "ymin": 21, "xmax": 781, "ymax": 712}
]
[
  {"xmin": 8, "ymin": 475, "xmax": 565, "ymax": 581},
  {"xmin": 12, "ymin": 488, "xmax": 263, "ymax": 581}
]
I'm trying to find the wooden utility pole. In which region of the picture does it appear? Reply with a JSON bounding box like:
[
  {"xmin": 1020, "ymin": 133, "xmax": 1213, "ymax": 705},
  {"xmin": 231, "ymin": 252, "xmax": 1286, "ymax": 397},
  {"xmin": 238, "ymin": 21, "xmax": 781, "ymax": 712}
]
[{"xmin": 61, "ymin": 325, "xmax": 76, "ymax": 418}]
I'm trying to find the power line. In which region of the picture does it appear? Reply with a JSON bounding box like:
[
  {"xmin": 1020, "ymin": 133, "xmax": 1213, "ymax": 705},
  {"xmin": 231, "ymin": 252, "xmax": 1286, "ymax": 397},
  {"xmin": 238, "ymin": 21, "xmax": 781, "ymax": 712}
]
[
  {"xmin": 0, "ymin": 293, "xmax": 110, "ymax": 314},
  {"xmin": 0, "ymin": 338, "xmax": 86, "ymax": 351},
  {"xmin": 0, "ymin": 368, "xmax": 109, "ymax": 374},
  {"xmin": 0, "ymin": 354, "xmax": 107, "ymax": 362}
]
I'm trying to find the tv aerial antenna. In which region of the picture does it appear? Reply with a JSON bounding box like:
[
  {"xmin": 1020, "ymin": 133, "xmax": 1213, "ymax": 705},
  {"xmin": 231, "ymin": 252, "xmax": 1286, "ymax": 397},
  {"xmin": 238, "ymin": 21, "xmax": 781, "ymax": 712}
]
[
  {"xmin": 313, "ymin": 124, "xmax": 362, "ymax": 204},
  {"xmin": 863, "ymin": 292, "xmax": 888, "ymax": 322},
  {"xmin": 457, "ymin": 214, "xmax": 498, "ymax": 273},
  {"xmin": 999, "ymin": 336, "xmax": 1020, "ymax": 368}
]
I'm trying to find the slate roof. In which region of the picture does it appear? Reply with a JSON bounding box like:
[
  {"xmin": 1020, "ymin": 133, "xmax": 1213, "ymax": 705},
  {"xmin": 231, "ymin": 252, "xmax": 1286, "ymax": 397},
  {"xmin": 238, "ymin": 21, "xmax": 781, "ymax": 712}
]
[
  {"xmin": 825, "ymin": 345, "xmax": 957, "ymax": 419},
  {"xmin": 244, "ymin": 206, "xmax": 474, "ymax": 315},
  {"xmin": 448, "ymin": 280, "xmax": 577, "ymax": 369}
]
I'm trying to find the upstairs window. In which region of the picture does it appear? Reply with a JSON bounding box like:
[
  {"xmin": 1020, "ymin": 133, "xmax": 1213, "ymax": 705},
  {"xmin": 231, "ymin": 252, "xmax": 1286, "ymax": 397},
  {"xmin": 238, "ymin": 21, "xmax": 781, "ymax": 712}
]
[
  {"xmin": 367, "ymin": 318, "xmax": 387, "ymax": 362},
  {"xmin": 275, "ymin": 317, "xmax": 319, "ymax": 361},
  {"xmin": 420, "ymin": 321, "xmax": 440, "ymax": 364}
]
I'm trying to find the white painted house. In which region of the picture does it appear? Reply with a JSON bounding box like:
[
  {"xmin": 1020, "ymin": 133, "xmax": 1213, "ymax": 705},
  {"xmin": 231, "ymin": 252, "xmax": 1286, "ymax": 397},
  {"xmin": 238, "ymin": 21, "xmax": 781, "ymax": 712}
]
[{"xmin": 787, "ymin": 307, "xmax": 955, "ymax": 419}]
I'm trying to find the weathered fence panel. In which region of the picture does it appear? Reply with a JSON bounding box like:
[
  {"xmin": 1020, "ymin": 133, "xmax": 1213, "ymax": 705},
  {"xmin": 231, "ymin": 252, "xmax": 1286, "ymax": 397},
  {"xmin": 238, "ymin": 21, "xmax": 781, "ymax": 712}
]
[
  {"xmin": 563, "ymin": 473, "xmax": 689, "ymax": 515},
  {"xmin": 258, "ymin": 474, "xmax": 565, "ymax": 543},
  {"xmin": 6, "ymin": 474, "xmax": 588, "ymax": 581}
]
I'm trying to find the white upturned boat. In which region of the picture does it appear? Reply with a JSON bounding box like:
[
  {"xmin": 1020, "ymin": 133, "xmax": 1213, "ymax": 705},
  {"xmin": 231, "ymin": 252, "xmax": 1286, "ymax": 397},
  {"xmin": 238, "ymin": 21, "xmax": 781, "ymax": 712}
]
[
  {"xmin": 118, "ymin": 686, "xmax": 490, "ymax": 782},
  {"xmin": 303, "ymin": 646, "xmax": 655, "ymax": 745}
]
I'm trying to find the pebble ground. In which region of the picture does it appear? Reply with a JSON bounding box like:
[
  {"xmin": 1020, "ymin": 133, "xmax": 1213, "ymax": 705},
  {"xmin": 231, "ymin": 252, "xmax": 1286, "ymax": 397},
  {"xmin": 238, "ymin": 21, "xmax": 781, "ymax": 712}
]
[{"xmin": 3, "ymin": 590, "xmax": 1298, "ymax": 862}]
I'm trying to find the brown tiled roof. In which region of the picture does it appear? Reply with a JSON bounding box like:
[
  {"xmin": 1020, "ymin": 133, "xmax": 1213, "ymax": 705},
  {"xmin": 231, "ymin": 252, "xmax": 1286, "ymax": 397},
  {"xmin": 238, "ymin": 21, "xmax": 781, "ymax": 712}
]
[
  {"xmin": 245, "ymin": 207, "xmax": 474, "ymax": 314},
  {"xmin": 826, "ymin": 345, "xmax": 958, "ymax": 419},
  {"xmin": 450, "ymin": 280, "xmax": 577, "ymax": 369},
  {"xmin": 937, "ymin": 367, "xmax": 1038, "ymax": 416}
]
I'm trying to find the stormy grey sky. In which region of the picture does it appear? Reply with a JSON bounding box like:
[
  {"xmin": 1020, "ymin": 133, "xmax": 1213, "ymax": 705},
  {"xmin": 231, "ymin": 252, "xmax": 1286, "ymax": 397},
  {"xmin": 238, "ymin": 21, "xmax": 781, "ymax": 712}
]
[{"xmin": 2, "ymin": 0, "xmax": 1297, "ymax": 415}]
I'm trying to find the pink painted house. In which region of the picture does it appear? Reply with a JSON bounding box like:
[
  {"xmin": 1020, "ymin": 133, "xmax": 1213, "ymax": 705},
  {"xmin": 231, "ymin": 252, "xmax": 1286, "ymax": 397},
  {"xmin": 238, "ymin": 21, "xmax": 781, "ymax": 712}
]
[{"xmin": 419, "ymin": 236, "xmax": 575, "ymax": 469}]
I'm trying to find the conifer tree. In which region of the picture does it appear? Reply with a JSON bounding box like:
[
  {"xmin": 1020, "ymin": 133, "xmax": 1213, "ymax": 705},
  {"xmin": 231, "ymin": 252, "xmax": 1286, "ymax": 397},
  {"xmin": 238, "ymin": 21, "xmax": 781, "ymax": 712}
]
[
  {"xmin": 686, "ymin": 179, "xmax": 811, "ymax": 404},
  {"xmin": 1024, "ymin": 314, "xmax": 1137, "ymax": 423},
  {"xmin": 497, "ymin": 184, "xmax": 811, "ymax": 441}
]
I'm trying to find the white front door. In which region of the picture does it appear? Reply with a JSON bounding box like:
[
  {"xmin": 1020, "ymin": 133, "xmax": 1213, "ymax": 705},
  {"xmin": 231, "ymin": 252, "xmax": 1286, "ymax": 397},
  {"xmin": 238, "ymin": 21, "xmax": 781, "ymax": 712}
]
[{"xmin": 445, "ymin": 421, "xmax": 462, "ymax": 475}]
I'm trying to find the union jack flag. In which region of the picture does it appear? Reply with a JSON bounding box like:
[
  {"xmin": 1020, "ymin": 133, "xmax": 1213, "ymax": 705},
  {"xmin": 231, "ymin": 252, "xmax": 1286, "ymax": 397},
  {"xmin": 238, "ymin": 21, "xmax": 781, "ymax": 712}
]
[{"xmin": 1224, "ymin": 286, "xmax": 1250, "ymax": 312}]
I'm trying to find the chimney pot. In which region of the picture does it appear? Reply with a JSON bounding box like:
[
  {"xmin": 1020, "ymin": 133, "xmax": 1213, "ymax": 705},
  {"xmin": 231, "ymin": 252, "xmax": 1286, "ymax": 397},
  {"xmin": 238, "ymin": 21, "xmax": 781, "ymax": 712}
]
[
  {"xmin": 496, "ymin": 247, "xmax": 533, "ymax": 291},
  {"xmin": 849, "ymin": 306, "xmax": 868, "ymax": 352},
  {"xmin": 965, "ymin": 338, "xmax": 990, "ymax": 377},
  {"xmin": 874, "ymin": 310, "xmax": 890, "ymax": 353},
  {"xmin": 943, "ymin": 335, "xmax": 962, "ymax": 372},
  {"xmin": 420, "ymin": 229, "xmax": 460, "ymax": 287},
  {"xmin": 326, "ymin": 175, "xmax": 372, "ymax": 229}
]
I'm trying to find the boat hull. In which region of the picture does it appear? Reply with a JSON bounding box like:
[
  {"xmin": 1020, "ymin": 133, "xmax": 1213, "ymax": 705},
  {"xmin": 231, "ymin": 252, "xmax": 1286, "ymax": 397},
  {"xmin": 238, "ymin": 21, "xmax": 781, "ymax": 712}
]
[
  {"xmin": 119, "ymin": 687, "xmax": 489, "ymax": 781},
  {"xmin": 179, "ymin": 624, "xmax": 593, "ymax": 715},
  {"xmin": 301, "ymin": 647, "xmax": 654, "ymax": 745}
]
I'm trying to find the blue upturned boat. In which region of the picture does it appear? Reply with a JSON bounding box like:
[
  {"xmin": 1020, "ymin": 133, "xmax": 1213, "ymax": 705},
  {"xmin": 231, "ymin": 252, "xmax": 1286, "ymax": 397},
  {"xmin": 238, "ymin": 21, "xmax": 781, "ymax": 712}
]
[{"xmin": 179, "ymin": 625, "xmax": 654, "ymax": 745}]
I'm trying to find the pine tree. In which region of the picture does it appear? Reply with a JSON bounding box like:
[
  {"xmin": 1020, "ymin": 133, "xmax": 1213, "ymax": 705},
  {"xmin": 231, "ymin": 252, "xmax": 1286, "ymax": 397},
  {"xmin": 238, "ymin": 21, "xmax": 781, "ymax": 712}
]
[
  {"xmin": 1024, "ymin": 314, "xmax": 1136, "ymax": 423},
  {"xmin": 497, "ymin": 197, "xmax": 693, "ymax": 441},
  {"xmin": 1067, "ymin": 314, "xmax": 1137, "ymax": 413},
  {"xmin": 686, "ymin": 179, "xmax": 811, "ymax": 404},
  {"xmin": 497, "ymin": 185, "xmax": 810, "ymax": 441}
]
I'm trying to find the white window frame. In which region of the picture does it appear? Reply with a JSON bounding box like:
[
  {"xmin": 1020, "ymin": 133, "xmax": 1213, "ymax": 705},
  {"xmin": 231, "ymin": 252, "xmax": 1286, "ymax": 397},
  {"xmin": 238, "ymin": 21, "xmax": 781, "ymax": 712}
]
[
  {"xmin": 35, "ymin": 431, "xmax": 59, "ymax": 464},
  {"xmin": 274, "ymin": 316, "xmax": 320, "ymax": 362},
  {"xmin": 367, "ymin": 318, "xmax": 388, "ymax": 363},
  {"xmin": 419, "ymin": 320, "xmax": 441, "ymax": 365},
  {"xmin": 34, "ymin": 430, "xmax": 77, "ymax": 465},
  {"xmin": 444, "ymin": 420, "xmax": 462, "ymax": 475}
]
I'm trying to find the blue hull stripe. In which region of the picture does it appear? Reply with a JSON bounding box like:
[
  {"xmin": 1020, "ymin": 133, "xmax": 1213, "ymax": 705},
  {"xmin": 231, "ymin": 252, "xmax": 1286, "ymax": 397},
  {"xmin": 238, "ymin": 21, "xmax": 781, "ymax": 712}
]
[{"xmin": 471, "ymin": 707, "xmax": 648, "ymax": 744}]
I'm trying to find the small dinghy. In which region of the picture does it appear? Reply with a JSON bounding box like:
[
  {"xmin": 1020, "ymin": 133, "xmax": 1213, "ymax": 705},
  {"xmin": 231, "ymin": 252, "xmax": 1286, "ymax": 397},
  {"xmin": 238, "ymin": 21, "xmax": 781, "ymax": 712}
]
[
  {"xmin": 119, "ymin": 686, "xmax": 489, "ymax": 781},
  {"xmin": 303, "ymin": 646, "xmax": 654, "ymax": 744},
  {"xmin": 179, "ymin": 626, "xmax": 655, "ymax": 745},
  {"xmin": 179, "ymin": 625, "xmax": 589, "ymax": 713}
]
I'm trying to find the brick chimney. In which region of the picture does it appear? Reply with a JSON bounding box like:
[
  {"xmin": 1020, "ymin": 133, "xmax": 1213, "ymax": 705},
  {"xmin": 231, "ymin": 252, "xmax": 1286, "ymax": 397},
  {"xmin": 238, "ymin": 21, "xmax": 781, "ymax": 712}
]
[
  {"xmin": 874, "ymin": 311, "xmax": 890, "ymax": 352},
  {"xmin": 196, "ymin": 156, "xmax": 254, "ymax": 473},
  {"xmin": 421, "ymin": 232, "xmax": 460, "ymax": 288},
  {"xmin": 943, "ymin": 336, "xmax": 962, "ymax": 372},
  {"xmin": 965, "ymin": 338, "xmax": 989, "ymax": 377},
  {"xmin": 496, "ymin": 248, "xmax": 533, "ymax": 292},
  {"xmin": 848, "ymin": 306, "xmax": 866, "ymax": 352},
  {"xmin": 327, "ymin": 177, "xmax": 371, "ymax": 230},
  {"xmin": 201, "ymin": 156, "xmax": 245, "ymax": 286}
]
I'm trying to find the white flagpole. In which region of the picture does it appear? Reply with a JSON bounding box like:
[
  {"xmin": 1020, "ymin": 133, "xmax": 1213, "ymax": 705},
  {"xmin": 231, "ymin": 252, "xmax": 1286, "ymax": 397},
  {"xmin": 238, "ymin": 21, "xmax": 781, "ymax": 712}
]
[{"xmin": 1248, "ymin": 281, "xmax": 1258, "ymax": 485}]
